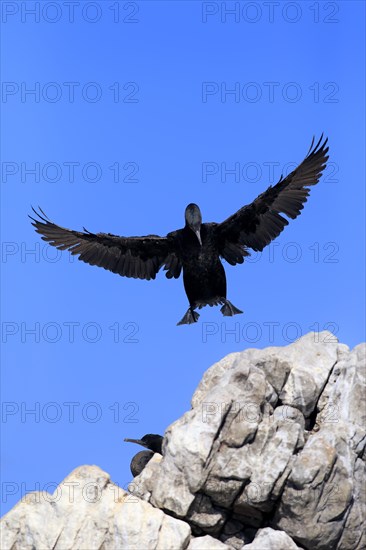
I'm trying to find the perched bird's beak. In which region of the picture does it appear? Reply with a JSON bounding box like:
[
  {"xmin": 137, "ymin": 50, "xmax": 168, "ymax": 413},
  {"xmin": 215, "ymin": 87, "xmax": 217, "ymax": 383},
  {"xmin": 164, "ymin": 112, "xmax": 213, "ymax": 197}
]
[
  {"xmin": 194, "ymin": 228, "xmax": 202, "ymax": 246},
  {"xmin": 124, "ymin": 438, "xmax": 147, "ymax": 448}
]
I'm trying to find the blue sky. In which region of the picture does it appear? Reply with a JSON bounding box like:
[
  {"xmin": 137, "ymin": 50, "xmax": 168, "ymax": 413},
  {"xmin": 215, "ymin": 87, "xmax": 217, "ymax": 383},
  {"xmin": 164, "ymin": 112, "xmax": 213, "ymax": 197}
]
[{"xmin": 1, "ymin": 1, "xmax": 365, "ymax": 515}]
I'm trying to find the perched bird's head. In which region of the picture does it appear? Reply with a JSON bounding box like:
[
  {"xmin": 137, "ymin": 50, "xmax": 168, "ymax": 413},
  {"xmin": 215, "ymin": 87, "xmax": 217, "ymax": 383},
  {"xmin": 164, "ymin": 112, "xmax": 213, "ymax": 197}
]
[
  {"xmin": 185, "ymin": 203, "xmax": 202, "ymax": 246},
  {"xmin": 124, "ymin": 433, "xmax": 163, "ymax": 454}
]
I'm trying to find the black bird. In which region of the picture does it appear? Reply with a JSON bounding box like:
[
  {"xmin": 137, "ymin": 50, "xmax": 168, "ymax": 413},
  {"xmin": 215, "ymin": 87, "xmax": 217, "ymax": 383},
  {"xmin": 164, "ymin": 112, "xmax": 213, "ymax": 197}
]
[
  {"xmin": 30, "ymin": 136, "xmax": 329, "ymax": 325},
  {"xmin": 124, "ymin": 434, "xmax": 164, "ymax": 477},
  {"xmin": 128, "ymin": 450, "xmax": 154, "ymax": 478}
]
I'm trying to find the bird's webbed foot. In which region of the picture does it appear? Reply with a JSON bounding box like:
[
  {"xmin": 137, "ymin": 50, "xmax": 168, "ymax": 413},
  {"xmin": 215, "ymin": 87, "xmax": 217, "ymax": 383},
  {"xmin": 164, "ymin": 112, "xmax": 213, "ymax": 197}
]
[
  {"xmin": 177, "ymin": 307, "xmax": 200, "ymax": 325},
  {"xmin": 220, "ymin": 299, "xmax": 243, "ymax": 317}
]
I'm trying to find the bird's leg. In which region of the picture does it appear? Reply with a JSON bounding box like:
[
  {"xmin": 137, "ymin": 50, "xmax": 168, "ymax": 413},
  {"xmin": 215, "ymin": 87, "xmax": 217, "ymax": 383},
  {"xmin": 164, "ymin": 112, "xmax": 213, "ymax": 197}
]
[
  {"xmin": 177, "ymin": 306, "xmax": 200, "ymax": 325},
  {"xmin": 220, "ymin": 299, "xmax": 243, "ymax": 317}
]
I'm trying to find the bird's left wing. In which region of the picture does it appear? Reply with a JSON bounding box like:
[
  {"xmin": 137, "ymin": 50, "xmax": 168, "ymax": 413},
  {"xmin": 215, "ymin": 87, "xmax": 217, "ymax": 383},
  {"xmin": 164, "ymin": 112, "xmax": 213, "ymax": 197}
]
[
  {"xmin": 30, "ymin": 208, "xmax": 180, "ymax": 280},
  {"xmin": 216, "ymin": 135, "xmax": 329, "ymax": 264}
]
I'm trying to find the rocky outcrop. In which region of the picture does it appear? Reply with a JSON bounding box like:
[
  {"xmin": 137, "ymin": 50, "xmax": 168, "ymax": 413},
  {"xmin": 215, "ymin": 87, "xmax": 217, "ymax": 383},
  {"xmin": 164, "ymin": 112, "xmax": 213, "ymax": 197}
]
[
  {"xmin": 1, "ymin": 332, "xmax": 365, "ymax": 550},
  {"xmin": 0, "ymin": 465, "xmax": 192, "ymax": 550}
]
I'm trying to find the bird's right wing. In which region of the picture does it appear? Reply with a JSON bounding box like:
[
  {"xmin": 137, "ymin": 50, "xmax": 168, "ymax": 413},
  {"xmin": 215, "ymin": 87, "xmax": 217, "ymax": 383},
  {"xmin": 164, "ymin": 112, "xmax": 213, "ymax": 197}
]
[{"xmin": 30, "ymin": 208, "xmax": 181, "ymax": 281}]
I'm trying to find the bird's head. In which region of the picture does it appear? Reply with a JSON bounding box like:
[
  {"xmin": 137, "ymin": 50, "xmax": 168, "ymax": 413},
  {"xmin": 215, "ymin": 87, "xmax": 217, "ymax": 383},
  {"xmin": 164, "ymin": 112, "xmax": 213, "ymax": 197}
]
[
  {"xmin": 185, "ymin": 203, "xmax": 202, "ymax": 246},
  {"xmin": 124, "ymin": 433, "xmax": 163, "ymax": 454}
]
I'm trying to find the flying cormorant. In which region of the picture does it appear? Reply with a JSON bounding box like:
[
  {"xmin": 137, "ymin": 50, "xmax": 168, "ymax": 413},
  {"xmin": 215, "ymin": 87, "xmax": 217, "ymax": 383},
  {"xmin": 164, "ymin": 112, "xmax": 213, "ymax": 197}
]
[
  {"xmin": 124, "ymin": 434, "xmax": 163, "ymax": 477},
  {"xmin": 30, "ymin": 136, "xmax": 329, "ymax": 324}
]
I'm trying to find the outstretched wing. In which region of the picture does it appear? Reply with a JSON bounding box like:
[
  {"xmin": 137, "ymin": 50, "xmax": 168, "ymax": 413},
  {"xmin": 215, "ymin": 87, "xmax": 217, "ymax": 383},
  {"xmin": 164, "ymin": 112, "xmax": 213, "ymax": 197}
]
[
  {"xmin": 216, "ymin": 135, "xmax": 329, "ymax": 264},
  {"xmin": 30, "ymin": 208, "xmax": 180, "ymax": 281}
]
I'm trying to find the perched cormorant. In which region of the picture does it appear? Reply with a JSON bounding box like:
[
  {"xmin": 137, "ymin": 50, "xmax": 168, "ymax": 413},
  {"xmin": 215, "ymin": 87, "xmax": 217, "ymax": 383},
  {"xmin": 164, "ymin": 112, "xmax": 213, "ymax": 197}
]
[
  {"xmin": 124, "ymin": 434, "xmax": 163, "ymax": 477},
  {"xmin": 30, "ymin": 136, "xmax": 329, "ymax": 325}
]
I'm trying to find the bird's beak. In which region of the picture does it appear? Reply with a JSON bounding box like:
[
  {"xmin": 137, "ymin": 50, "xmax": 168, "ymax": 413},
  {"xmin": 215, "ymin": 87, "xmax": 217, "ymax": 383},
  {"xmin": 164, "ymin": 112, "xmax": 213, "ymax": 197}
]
[
  {"xmin": 194, "ymin": 229, "xmax": 202, "ymax": 246},
  {"xmin": 124, "ymin": 438, "xmax": 146, "ymax": 448}
]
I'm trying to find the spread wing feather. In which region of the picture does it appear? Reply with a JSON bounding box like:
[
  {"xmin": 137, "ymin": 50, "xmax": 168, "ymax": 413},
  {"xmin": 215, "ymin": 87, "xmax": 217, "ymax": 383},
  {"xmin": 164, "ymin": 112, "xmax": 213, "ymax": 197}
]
[
  {"xmin": 29, "ymin": 207, "xmax": 180, "ymax": 281},
  {"xmin": 217, "ymin": 135, "xmax": 329, "ymax": 262}
]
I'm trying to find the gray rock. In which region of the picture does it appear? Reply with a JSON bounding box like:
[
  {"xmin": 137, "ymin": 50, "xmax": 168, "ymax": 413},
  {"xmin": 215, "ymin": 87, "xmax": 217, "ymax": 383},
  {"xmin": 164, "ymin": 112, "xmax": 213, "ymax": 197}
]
[
  {"xmin": 0, "ymin": 465, "xmax": 191, "ymax": 550},
  {"xmin": 136, "ymin": 333, "xmax": 365, "ymax": 549},
  {"xmin": 242, "ymin": 527, "xmax": 301, "ymax": 549},
  {"xmin": 2, "ymin": 333, "xmax": 364, "ymax": 550},
  {"xmin": 273, "ymin": 342, "xmax": 366, "ymax": 550},
  {"xmin": 187, "ymin": 534, "xmax": 232, "ymax": 549}
]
